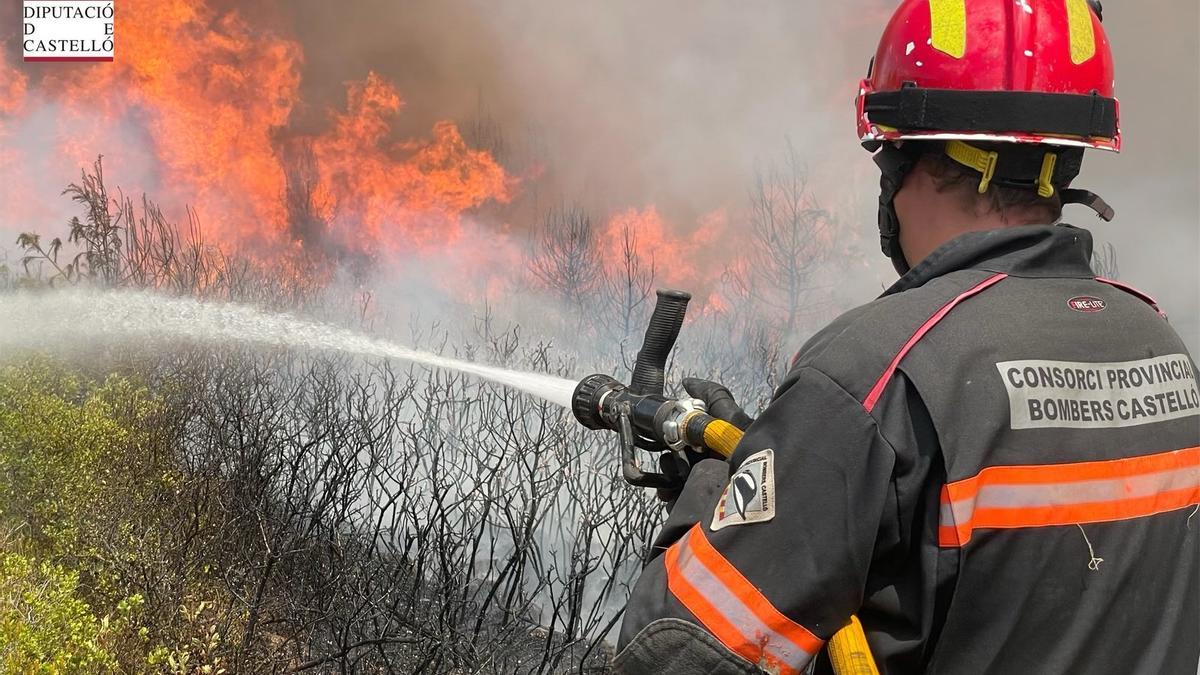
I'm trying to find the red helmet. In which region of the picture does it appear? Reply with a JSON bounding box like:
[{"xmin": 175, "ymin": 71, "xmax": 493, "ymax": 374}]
[
  {"xmin": 856, "ymin": 0, "xmax": 1119, "ymax": 151},
  {"xmin": 858, "ymin": 0, "xmax": 1119, "ymax": 276}
]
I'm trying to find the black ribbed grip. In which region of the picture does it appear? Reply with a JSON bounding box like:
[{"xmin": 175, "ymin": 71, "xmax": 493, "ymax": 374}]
[{"xmin": 630, "ymin": 289, "xmax": 691, "ymax": 395}]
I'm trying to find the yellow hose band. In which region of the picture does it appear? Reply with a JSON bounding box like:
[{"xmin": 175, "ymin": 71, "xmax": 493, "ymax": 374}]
[{"xmin": 702, "ymin": 419, "xmax": 743, "ymax": 459}]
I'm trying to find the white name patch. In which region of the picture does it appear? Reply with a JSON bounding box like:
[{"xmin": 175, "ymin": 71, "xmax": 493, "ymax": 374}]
[
  {"xmin": 996, "ymin": 354, "xmax": 1200, "ymax": 429},
  {"xmin": 711, "ymin": 449, "xmax": 776, "ymax": 531}
]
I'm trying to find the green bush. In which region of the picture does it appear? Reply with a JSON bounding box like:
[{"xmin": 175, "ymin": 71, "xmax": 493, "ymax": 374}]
[
  {"xmin": 0, "ymin": 551, "xmax": 118, "ymax": 672},
  {"xmin": 0, "ymin": 362, "xmax": 188, "ymax": 671}
]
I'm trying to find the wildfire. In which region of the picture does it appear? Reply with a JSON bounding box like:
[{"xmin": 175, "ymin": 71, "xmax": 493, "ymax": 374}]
[
  {"xmin": 0, "ymin": 0, "xmax": 513, "ymax": 265},
  {"xmin": 600, "ymin": 206, "xmax": 729, "ymax": 298},
  {"xmin": 1, "ymin": 0, "xmax": 848, "ymax": 309},
  {"xmin": 0, "ymin": 51, "xmax": 26, "ymax": 116},
  {"xmin": 309, "ymin": 73, "xmax": 513, "ymax": 254}
]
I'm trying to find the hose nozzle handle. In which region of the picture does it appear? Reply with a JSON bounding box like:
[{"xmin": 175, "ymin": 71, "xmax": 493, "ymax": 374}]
[{"xmin": 630, "ymin": 289, "xmax": 691, "ymax": 396}]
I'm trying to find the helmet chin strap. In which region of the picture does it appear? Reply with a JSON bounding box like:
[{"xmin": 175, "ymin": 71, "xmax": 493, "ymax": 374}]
[{"xmin": 872, "ymin": 143, "xmax": 921, "ymax": 276}]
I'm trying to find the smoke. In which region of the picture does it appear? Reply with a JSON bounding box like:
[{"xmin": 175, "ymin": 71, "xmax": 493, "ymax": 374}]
[
  {"xmin": 2, "ymin": 0, "xmax": 1196, "ymax": 352},
  {"xmin": 1079, "ymin": 1, "xmax": 1200, "ymax": 352},
  {"xmin": 284, "ymin": 0, "xmax": 1200, "ymax": 350},
  {"xmin": 283, "ymin": 0, "xmax": 883, "ymax": 228}
]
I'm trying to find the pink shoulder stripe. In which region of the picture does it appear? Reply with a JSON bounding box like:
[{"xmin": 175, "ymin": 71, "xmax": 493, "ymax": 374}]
[
  {"xmin": 1095, "ymin": 276, "xmax": 1167, "ymax": 318},
  {"xmin": 863, "ymin": 272, "xmax": 1008, "ymax": 413}
]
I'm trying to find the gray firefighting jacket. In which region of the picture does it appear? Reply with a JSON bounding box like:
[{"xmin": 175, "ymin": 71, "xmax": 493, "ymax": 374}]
[{"xmin": 616, "ymin": 225, "xmax": 1200, "ymax": 674}]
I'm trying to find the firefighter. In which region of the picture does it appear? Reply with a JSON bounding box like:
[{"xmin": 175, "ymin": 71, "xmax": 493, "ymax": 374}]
[{"xmin": 615, "ymin": 1, "xmax": 1199, "ymax": 673}]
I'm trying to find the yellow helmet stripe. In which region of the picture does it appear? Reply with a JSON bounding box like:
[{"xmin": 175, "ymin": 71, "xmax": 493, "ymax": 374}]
[
  {"xmin": 929, "ymin": 0, "xmax": 967, "ymax": 59},
  {"xmin": 1065, "ymin": 0, "xmax": 1097, "ymax": 64}
]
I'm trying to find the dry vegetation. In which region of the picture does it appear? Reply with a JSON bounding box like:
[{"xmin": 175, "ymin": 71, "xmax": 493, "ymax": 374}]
[
  {"xmin": 0, "ymin": 152, "xmax": 839, "ymax": 673},
  {"xmin": 1, "ymin": 145, "xmax": 1123, "ymax": 673}
]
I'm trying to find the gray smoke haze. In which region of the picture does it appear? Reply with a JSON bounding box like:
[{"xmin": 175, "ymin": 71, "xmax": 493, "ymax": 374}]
[
  {"xmin": 280, "ymin": 0, "xmax": 1199, "ymax": 351},
  {"xmin": 4, "ymin": 1, "xmax": 1196, "ymax": 352},
  {"xmin": 284, "ymin": 0, "xmax": 883, "ymax": 233}
]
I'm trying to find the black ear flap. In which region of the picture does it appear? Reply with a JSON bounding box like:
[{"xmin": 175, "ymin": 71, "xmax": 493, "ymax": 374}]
[
  {"xmin": 1088, "ymin": 0, "xmax": 1103, "ymax": 21},
  {"xmin": 872, "ymin": 143, "xmax": 923, "ymax": 275}
]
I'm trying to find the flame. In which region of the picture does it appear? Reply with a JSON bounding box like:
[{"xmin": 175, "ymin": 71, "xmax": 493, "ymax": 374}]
[
  {"xmin": 2, "ymin": 0, "xmax": 848, "ymax": 307},
  {"xmin": 16, "ymin": 0, "xmax": 302, "ymax": 245},
  {"xmin": 0, "ymin": 50, "xmax": 27, "ymax": 117},
  {"xmin": 600, "ymin": 206, "xmax": 729, "ymax": 297},
  {"xmin": 0, "ymin": 0, "xmax": 513, "ymax": 270},
  {"xmin": 309, "ymin": 72, "xmax": 514, "ymax": 254}
]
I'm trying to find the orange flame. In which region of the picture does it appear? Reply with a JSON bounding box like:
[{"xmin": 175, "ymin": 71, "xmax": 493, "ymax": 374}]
[
  {"xmin": 600, "ymin": 206, "xmax": 729, "ymax": 298},
  {"xmin": 1, "ymin": 0, "xmax": 513, "ymax": 269},
  {"xmin": 310, "ymin": 72, "xmax": 514, "ymax": 253},
  {"xmin": 0, "ymin": 51, "xmax": 26, "ymax": 116}
]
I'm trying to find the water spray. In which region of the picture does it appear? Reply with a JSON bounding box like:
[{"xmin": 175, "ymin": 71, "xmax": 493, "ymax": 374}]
[{"xmin": 0, "ymin": 289, "xmax": 578, "ymax": 407}]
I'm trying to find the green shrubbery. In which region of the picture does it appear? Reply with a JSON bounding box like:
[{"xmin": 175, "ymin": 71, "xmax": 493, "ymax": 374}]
[
  {"xmin": 0, "ymin": 551, "xmax": 120, "ymax": 671},
  {"xmin": 0, "ymin": 361, "xmax": 231, "ymax": 673}
]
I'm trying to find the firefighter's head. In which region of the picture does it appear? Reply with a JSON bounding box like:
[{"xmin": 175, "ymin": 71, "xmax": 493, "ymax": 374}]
[{"xmin": 856, "ymin": 0, "xmax": 1119, "ymax": 275}]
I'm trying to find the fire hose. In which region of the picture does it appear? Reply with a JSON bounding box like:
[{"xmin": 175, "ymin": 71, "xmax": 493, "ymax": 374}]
[{"xmin": 572, "ymin": 289, "xmax": 879, "ymax": 675}]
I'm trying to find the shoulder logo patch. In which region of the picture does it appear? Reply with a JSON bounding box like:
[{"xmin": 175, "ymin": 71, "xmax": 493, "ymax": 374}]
[
  {"xmin": 1068, "ymin": 296, "xmax": 1106, "ymax": 312},
  {"xmin": 711, "ymin": 448, "xmax": 775, "ymax": 531}
]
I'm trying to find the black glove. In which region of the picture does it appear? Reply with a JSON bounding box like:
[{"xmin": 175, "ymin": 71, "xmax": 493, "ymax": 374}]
[
  {"xmin": 655, "ymin": 448, "xmax": 719, "ymax": 505},
  {"xmin": 682, "ymin": 378, "xmax": 755, "ymax": 431},
  {"xmin": 650, "ymin": 458, "xmax": 730, "ymax": 551}
]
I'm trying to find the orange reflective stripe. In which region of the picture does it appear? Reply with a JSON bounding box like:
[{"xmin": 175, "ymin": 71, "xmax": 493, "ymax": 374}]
[
  {"xmin": 686, "ymin": 526, "xmax": 825, "ymax": 655},
  {"xmin": 940, "ymin": 446, "xmax": 1200, "ymax": 546},
  {"xmin": 665, "ymin": 525, "xmax": 823, "ymax": 673},
  {"xmin": 664, "ymin": 543, "xmax": 759, "ymax": 656},
  {"xmin": 947, "ymin": 446, "xmax": 1200, "ymax": 497}
]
